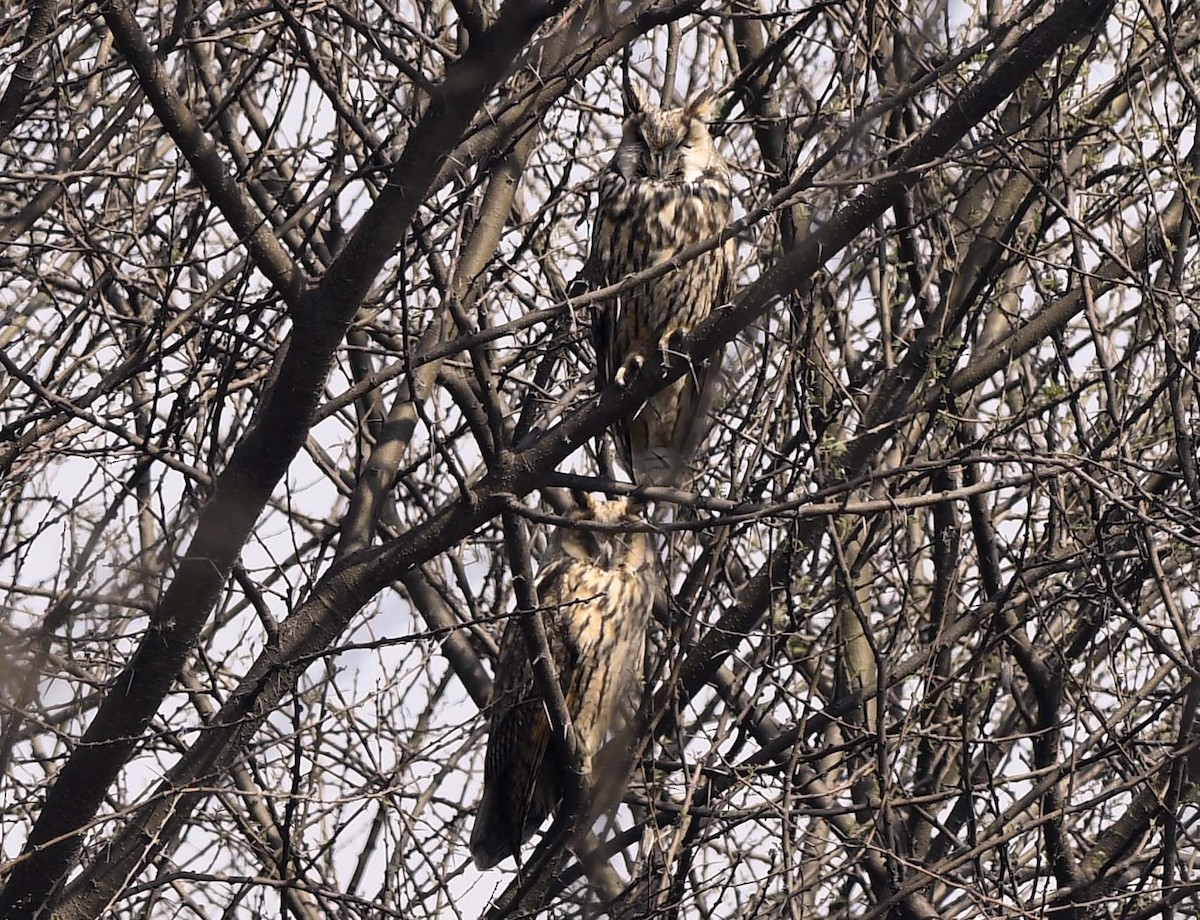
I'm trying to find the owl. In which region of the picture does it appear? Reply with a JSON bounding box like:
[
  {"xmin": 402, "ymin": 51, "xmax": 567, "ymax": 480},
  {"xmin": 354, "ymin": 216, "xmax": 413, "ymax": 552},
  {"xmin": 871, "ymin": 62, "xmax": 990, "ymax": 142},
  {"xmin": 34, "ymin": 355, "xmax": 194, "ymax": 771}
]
[
  {"xmin": 470, "ymin": 493, "xmax": 656, "ymax": 870},
  {"xmin": 585, "ymin": 84, "xmax": 735, "ymax": 487}
]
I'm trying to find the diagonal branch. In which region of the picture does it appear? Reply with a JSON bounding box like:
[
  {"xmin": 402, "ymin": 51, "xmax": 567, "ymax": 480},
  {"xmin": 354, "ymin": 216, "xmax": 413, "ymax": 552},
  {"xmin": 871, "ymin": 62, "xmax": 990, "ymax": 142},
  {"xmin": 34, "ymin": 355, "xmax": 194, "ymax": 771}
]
[{"xmin": 0, "ymin": 0, "xmax": 56, "ymax": 145}]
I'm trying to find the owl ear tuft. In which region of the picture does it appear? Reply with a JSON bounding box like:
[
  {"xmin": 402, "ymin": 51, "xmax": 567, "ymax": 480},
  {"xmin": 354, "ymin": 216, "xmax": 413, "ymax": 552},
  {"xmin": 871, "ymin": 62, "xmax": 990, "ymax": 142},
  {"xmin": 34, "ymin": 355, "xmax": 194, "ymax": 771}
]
[
  {"xmin": 623, "ymin": 80, "xmax": 652, "ymax": 115},
  {"xmin": 685, "ymin": 89, "xmax": 717, "ymax": 121},
  {"xmin": 623, "ymin": 497, "xmax": 647, "ymax": 520},
  {"xmin": 569, "ymin": 488, "xmax": 595, "ymax": 513}
]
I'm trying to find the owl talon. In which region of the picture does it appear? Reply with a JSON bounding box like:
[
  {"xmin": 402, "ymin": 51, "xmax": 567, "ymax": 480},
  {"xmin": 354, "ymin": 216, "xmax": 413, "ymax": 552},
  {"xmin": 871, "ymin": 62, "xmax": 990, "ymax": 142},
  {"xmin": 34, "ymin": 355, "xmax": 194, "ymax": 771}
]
[
  {"xmin": 615, "ymin": 354, "xmax": 644, "ymax": 387},
  {"xmin": 659, "ymin": 326, "xmax": 690, "ymax": 356}
]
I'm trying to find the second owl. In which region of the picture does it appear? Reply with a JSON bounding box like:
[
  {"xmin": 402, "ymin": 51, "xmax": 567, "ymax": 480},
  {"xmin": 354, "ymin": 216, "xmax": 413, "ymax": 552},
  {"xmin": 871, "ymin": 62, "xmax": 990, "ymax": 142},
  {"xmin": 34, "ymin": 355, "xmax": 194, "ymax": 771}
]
[{"xmin": 470, "ymin": 494, "xmax": 655, "ymax": 869}]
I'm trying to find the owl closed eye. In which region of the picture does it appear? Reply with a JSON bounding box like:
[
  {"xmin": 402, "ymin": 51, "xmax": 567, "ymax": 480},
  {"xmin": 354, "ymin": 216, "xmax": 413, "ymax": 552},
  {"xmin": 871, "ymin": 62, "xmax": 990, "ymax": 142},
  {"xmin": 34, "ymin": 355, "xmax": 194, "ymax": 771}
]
[{"xmin": 617, "ymin": 85, "xmax": 723, "ymax": 185}]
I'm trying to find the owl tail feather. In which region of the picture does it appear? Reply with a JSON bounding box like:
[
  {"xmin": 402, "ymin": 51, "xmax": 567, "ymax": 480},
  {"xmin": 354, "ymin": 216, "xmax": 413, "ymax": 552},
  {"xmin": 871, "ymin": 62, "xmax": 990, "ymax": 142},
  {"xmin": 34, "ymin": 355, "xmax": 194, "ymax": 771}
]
[
  {"xmin": 469, "ymin": 784, "xmax": 518, "ymax": 870},
  {"xmin": 626, "ymin": 351, "xmax": 724, "ymax": 489},
  {"xmin": 470, "ymin": 777, "xmax": 554, "ymax": 870},
  {"xmin": 630, "ymin": 443, "xmax": 686, "ymax": 490}
]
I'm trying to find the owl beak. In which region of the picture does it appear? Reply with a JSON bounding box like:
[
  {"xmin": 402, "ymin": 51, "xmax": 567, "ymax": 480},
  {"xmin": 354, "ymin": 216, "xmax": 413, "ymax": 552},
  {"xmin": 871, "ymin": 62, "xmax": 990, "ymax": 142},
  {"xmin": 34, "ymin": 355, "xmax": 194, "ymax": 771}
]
[{"xmin": 648, "ymin": 148, "xmax": 669, "ymax": 178}]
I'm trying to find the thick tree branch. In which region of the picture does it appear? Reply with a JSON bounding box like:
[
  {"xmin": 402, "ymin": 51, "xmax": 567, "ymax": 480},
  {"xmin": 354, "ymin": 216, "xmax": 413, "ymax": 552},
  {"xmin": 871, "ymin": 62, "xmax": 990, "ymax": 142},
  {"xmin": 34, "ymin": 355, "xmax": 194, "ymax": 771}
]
[{"xmin": 0, "ymin": 0, "xmax": 56, "ymax": 145}]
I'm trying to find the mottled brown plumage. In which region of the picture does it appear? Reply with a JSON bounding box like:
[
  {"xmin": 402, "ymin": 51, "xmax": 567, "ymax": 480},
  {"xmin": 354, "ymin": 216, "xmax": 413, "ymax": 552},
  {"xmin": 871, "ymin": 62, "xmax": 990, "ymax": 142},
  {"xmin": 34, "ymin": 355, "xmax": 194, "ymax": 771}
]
[
  {"xmin": 585, "ymin": 85, "xmax": 735, "ymax": 487},
  {"xmin": 469, "ymin": 495, "xmax": 656, "ymax": 870}
]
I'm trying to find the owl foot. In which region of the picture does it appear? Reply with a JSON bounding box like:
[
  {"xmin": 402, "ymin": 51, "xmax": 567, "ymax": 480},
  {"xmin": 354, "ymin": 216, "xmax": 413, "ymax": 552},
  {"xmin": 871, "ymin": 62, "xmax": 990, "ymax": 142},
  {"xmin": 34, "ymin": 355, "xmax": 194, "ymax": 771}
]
[
  {"xmin": 614, "ymin": 354, "xmax": 644, "ymax": 387},
  {"xmin": 659, "ymin": 326, "xmax": 690, "ymax": 358}
]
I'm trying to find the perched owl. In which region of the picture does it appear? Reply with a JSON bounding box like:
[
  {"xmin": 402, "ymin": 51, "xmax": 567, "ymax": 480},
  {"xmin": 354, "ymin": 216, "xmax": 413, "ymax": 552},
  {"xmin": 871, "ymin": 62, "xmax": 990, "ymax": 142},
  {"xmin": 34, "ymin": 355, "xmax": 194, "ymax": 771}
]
[
  {"xmin": 585, "ymin": 85, "xmax": 735, "ymax": 487},
  {"xmin": 470, "ymin": 494, "xmax": 655, "ymax": 870}
]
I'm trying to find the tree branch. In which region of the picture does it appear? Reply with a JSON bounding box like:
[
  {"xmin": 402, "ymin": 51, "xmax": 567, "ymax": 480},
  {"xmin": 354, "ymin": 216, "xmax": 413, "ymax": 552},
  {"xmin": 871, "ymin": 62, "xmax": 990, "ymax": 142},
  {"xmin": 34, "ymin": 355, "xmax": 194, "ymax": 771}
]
[{"xmin": 98, "ymin": 0, "xmax": 304, "ymax": 309}]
